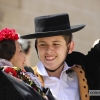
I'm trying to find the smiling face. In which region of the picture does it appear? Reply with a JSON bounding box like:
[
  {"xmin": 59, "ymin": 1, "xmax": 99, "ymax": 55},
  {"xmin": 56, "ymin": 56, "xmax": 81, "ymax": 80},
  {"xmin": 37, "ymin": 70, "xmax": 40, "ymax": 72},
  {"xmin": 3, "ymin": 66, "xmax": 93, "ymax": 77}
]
[
  {"xmin": 37, "ymin": 35, "xmax": 74, "ymax": 71},
  {"xmin": 10, "ymin": 41, "xmax": 25, "ymax": 70}
]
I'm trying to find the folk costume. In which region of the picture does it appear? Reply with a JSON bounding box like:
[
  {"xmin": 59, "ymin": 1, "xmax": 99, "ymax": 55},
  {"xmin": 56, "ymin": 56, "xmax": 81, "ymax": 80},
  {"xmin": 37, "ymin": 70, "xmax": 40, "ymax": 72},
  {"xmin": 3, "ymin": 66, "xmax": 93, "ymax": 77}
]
[
  {"xmin": 0, "ymin": 61, "xmax": 55, "ymax": 100},
  {"xmin": 21, "ymin": 13, "xmax": 100, "ymax": 100},
  {"xmin": 0, "ymin": 28, "xmax": 55, "ymax": 100},
  {"xmin": 0, "ymin": 59, "xmax": 44, "ymax": 100}
]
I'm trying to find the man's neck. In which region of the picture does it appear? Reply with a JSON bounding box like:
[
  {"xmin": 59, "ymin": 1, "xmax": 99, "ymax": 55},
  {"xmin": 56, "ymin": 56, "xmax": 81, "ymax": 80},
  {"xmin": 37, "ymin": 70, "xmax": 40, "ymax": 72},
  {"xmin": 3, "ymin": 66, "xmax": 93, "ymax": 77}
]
[{"xmin": 47, "ymin": 65, "xmax": 64, "ymax": 79}]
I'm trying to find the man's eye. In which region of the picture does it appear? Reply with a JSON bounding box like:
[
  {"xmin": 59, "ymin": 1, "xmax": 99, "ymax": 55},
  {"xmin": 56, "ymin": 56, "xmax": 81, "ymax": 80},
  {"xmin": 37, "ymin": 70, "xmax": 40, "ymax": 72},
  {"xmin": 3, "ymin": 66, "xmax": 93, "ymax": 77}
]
[
  {"xmin": 53, "ymin": 44, "xmax": 60, "ymax": 46},
  {"xmin": 40, "ymin": 44, "xmax": 46, "ymax": 46}
]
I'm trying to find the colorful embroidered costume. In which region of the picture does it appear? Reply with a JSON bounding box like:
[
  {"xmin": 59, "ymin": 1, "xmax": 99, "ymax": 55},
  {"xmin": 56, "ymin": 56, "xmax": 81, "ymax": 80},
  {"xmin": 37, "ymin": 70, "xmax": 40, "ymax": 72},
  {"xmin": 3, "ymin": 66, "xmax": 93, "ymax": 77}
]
[{"xmin": 1, "ymin": 66, "xmax": 44, "ymax": 96}]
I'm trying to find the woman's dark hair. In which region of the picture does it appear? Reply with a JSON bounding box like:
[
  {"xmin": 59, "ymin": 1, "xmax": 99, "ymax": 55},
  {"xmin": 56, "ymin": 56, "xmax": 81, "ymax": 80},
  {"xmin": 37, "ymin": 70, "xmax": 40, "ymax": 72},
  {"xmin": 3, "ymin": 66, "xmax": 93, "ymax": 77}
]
[{"xmin": 0, "ymin": 40, "xmax": 16, "ymax": 60}]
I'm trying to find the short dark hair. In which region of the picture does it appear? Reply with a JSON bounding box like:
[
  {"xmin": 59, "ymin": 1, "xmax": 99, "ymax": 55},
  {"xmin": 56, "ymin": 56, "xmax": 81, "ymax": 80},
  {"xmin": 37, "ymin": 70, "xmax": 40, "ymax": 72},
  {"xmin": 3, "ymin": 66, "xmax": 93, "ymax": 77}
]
[
  {"xmin": 62, "ymin": 33, "xmax": 73, "ymax": 44},
  {"xmin": 0, "ymin": 40, "xmax": 16, "ymax": 60}
]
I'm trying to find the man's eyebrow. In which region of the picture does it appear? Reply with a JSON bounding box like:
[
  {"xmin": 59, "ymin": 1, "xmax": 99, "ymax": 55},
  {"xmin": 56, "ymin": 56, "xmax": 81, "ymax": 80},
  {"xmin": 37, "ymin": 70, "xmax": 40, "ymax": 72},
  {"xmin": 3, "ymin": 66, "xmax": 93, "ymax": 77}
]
[
  {"xmin": 38, "ymin": 41, "xmax": 61, "ymax": 43},
  {"xmin": 38, "ymin": 41, "xmax": 46, "ymax": 43},
  {"xmin": 53, "ymin": 41, "xmax": 61, "ymax": 42}
]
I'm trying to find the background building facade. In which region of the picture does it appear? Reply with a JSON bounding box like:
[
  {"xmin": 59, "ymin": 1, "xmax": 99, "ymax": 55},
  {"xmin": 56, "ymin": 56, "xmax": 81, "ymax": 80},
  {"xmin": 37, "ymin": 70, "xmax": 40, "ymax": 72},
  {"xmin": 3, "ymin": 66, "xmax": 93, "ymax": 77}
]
[{"xmin": 0, "ymin": 0, "xmax": 100, "ymax": 66}]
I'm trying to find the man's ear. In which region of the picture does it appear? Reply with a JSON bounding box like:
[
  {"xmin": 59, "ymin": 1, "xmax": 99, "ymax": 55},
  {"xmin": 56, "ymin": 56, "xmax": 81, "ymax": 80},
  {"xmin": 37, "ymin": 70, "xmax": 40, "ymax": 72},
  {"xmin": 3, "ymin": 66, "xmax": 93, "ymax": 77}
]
[
  {"xmin": 68, "ymin": 41, "xmax": 74, "ymax": 54},
  {"xmin": 35, "ymin": 39, "xmax": 38, "ymax": 54}
]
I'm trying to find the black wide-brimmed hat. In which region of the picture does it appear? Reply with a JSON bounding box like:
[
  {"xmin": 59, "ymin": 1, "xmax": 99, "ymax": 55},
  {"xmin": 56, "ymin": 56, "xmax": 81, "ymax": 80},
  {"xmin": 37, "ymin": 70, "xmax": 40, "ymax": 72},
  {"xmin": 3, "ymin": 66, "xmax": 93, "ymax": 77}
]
[{"xmin": 21, "ymin": 13, "xmax": 85, "ymax": 39}]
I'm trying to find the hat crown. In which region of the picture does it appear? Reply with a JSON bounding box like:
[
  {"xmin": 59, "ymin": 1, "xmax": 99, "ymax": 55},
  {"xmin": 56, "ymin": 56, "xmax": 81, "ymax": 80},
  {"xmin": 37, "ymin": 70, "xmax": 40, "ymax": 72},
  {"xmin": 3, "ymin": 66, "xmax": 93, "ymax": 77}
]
[
  {"xmin": 21, "ymin": 13, "xmax": 85, "ymax": 39},
  {"xmin": 34, "ymin": 13, "xmax": 71, "ymax": 32}
]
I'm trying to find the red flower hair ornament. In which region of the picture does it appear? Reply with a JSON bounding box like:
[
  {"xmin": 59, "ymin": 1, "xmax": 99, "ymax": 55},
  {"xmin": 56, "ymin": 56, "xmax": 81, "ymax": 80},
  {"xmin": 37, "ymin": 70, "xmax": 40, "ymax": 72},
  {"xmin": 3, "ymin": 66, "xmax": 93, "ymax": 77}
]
[{"xmin": 0, "ymin": 28, "xmax": 19, "ymax": 41}]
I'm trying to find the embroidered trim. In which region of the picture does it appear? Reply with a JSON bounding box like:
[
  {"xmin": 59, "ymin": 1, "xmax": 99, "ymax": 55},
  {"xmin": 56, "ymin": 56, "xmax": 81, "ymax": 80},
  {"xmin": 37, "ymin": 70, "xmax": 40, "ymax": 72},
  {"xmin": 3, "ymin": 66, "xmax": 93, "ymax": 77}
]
[
  {"xmin": 2, "ymin": 66, "xmax": 44, "ymax": 97},
  {"xmin": 0, "ymin": 58, "xmax": 12, "ymax": 67},
  {"xmin": 69, "ymin": 65, "xmax": 90, "ymax": 100}
]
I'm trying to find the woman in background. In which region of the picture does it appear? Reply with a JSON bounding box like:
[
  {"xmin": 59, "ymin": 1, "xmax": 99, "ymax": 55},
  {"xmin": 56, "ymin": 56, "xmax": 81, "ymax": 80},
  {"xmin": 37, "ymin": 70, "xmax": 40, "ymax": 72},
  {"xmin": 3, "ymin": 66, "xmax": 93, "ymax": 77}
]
[
  {"xmin": 0, "ymin": 27, "xmax": 55, "ymax": 100},
  {"xmin": 0, "ymin": 28, "xmax": 25, "ymax": 70}
]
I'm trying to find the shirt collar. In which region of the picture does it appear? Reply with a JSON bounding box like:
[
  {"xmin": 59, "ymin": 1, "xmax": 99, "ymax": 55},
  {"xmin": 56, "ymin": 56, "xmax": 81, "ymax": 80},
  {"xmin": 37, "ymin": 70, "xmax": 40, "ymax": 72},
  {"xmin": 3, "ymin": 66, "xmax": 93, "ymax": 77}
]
[
  {"xmin": 37, "ymin": 61, "xmax": 71, "ymax": 77},
  {"xmin": 37, "ymin": 61, "xmax": 49, "ymax": 76},
  {"xmin": 63, "ymin": 62, "xmax": 71, "ymax": 72}
]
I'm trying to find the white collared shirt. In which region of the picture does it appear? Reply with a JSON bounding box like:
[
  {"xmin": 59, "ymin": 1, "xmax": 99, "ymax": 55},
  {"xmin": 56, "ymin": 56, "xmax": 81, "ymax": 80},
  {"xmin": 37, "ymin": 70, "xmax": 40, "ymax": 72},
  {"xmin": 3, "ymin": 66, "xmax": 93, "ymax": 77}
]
[{"xmin": 37, "ymin": 61, "xmax": 80, "ymax": 100}]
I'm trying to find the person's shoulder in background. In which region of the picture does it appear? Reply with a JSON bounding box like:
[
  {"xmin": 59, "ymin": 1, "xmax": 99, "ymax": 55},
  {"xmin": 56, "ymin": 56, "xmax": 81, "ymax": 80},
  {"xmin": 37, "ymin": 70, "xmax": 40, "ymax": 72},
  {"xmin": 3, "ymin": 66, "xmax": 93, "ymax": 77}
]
[{"xmin": 92, "ymin": 39, "xmax": 100, "ymax": 51}]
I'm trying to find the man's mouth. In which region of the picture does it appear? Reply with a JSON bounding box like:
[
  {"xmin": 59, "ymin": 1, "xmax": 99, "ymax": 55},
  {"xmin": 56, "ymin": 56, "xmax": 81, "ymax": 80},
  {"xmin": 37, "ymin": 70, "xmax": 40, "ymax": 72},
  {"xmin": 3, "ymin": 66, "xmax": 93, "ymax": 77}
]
[{"xmin": 45, "ymin": 56, "xmax": 56, "ymax": 61}]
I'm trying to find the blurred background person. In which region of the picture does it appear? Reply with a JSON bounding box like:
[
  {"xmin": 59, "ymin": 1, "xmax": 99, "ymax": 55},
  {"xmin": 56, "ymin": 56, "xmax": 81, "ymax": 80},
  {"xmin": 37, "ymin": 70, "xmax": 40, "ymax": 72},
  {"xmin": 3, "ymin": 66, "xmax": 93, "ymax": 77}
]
[{"xmin": 18, "ymin": 36, "xmax": 32, "ymax": 67}]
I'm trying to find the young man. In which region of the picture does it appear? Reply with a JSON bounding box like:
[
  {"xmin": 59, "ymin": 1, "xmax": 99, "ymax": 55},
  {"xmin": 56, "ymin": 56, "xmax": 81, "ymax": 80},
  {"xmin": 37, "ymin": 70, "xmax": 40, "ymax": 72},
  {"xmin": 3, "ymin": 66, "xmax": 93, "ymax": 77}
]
[{"xmin": 21, "ymin": 13, "xmax": 100, "ymax": 100}]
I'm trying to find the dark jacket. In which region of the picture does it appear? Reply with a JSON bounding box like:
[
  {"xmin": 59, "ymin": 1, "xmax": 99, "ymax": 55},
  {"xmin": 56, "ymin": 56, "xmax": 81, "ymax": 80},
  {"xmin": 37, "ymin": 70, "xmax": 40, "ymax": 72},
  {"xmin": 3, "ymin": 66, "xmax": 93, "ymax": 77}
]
[
  {"xmin": 0, "ymin": 70, "xmax": 47, "ymax": 100},
  {"xmin": 0, "ymin": 67, "xmax": 55, "ymax": 100},
  {"xmin": 66, "ymin": 41, "xmax": 100, "ymax": 100}
]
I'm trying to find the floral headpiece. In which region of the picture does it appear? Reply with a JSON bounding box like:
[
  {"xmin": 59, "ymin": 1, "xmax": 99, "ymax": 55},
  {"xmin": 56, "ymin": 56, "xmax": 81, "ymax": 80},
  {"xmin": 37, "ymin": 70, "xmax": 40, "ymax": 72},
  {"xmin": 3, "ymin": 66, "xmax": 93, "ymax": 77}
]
[{"xmin": 0, "ymin": 28, "xmax": 19, "ymax": 41}]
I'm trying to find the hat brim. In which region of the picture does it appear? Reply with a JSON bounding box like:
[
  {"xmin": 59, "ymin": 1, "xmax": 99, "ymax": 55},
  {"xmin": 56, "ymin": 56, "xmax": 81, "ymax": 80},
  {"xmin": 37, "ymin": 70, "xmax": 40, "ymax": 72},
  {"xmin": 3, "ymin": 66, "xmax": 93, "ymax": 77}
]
[{"xmin": 21, "ymin": 24, "xmax": 85, "ymax": 39}]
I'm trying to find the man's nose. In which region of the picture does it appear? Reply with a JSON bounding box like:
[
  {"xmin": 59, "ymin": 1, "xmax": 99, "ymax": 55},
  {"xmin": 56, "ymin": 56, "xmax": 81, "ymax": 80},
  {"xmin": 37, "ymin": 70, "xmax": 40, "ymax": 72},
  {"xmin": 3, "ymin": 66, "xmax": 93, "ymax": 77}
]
[{"xmin": 46, "ymin": 45, "xmax": 53, "ymax": 53}]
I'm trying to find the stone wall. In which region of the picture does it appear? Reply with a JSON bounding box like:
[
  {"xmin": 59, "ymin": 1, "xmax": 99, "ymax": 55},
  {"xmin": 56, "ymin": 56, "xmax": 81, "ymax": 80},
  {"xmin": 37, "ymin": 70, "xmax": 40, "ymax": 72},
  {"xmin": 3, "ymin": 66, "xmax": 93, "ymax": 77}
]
[{"xmin": 0, "ymin": 0, "xmax": 100, "ymax": 66}]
